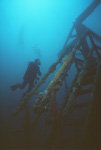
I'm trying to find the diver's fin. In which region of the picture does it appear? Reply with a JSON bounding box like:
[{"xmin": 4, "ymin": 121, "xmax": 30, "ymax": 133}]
[{"xmin": 10, "ymin": 84, "xmax": 19, "ymax": 91}]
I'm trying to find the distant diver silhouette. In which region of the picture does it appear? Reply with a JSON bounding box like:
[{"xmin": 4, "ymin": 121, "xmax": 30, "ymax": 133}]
[
  {"xmin": 10, "ymin": 59, "xmax": 42, "ymax": 95},
  {"xmin": 32, "ymin": 44, "xmax": 41, "ymax": 58}
]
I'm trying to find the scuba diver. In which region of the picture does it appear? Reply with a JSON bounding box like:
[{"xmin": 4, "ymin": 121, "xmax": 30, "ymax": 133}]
[{"xmin": 10, "ymin": 59, "xmax": 42, "ymax": 95}]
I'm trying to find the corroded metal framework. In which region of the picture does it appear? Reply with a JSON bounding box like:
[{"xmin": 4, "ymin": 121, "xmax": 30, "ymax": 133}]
[{"xmin": 12, "ymin": 0, "xmax": 101, "ymax": 148}]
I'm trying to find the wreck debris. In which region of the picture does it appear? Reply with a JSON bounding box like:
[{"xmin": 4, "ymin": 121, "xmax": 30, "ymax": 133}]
[{"xmin": 12, "ymin": 1, "xmax": 101, "ymax": 148}]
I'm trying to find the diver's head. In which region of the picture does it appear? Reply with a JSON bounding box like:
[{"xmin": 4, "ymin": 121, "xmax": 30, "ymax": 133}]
[{"xmin": 35, "ymin": 59, "xmax": 41, "ymax": 65}]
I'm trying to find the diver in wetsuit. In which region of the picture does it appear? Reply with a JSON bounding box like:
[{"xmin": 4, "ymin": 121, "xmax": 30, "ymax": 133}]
[{"xmin": 10, "ymin": 59, "xmax": 41, "ymax": 94}]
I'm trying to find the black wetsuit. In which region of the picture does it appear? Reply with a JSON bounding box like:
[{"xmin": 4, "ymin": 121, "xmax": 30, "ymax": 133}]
[
  {"xmin": 20, "ymin": 62, "xmax": 41, "ymax": 92},
  {"xmin": 11, "ymin": 62, "xmax": 41, "ymax": 93}
]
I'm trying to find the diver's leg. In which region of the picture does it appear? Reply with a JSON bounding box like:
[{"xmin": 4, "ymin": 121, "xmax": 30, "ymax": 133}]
[
  {"xmin": 22, "ymin": 80, "xmax": 34, "ymax": 97},
  {"xmin": 27, "ymin": 79, "xmax": 34, "ymax": 93},
  {"xmin": 18, "ymin": 80, "xmax": 28, "ymax": 89},
  {"xmin": 10, "ymin": 80, "xmax": 28, "ymax": 91},
  {"xmin": 10, "ymin": 83, "xmax": 21, "ymax": 91}
]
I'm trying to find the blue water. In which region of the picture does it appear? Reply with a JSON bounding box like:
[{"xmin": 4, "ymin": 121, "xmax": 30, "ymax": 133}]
[{"xmin": 0, "ymin": 0, "xmax": 100, "ymax": 149}]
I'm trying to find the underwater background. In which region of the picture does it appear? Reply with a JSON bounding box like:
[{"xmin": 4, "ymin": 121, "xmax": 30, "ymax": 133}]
[{"xmin": 0, "ymin": 0, "xmax": 101, "ymax": 149}]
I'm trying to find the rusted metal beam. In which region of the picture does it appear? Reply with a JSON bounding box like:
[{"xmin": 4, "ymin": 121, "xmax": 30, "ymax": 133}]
[{"xmin": 76, "ymin": 0, "xmax": 101, "ymax": 23}]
